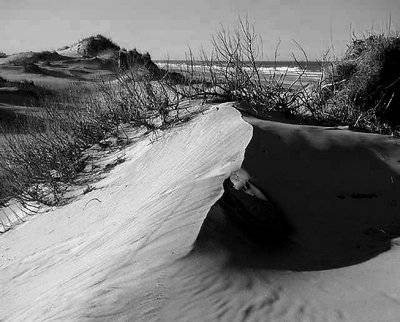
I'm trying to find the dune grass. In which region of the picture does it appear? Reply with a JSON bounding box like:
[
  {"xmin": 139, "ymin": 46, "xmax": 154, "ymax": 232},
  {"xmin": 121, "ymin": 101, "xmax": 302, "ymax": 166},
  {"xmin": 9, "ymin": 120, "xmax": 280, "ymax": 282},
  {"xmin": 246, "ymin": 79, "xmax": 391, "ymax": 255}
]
[
  {"xmin": 0, "ymin": 66, "xmax": 187, "ymax": 231},
  {"xmin": 318, "ymin": 33, "xmax": 400, "ymax": 132},
  {"xmin": 78, "ymin": 34, "xmax": 120, "ymax": 57},
  {"xmin": 0, "ymin": 89, "xmax": 105, "ymax": 207}
]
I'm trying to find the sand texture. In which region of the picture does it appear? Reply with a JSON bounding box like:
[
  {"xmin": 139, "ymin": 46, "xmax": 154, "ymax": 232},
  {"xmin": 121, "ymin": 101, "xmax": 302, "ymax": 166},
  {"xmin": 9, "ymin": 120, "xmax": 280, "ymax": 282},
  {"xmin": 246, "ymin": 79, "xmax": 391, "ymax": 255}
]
[{"xmin": 1, "ymin": 103, "xmax": 400, "ymax": 321}]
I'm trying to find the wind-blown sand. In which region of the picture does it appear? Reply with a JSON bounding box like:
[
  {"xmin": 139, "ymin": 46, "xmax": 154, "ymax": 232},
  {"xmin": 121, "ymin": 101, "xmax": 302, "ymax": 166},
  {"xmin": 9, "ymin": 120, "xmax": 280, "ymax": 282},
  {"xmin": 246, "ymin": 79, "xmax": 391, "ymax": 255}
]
[{"xmin": 1, "ymin": 103, "xmax": 400, "ymax": 321}]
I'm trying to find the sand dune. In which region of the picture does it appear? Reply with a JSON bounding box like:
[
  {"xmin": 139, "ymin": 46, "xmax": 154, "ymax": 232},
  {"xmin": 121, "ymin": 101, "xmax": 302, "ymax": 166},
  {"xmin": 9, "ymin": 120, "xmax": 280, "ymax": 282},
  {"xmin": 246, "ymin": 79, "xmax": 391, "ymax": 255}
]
[
  {"xmin": 0, "ymin": 104, "xmax": 251, "ymax": 320},
  {"xmin": 236, "ymin": 115, "xmax": 400, "ymax": 270},
  {"xmin": 0, "ymin": 51, "xmax": 69, "ymax": 66},
  {"xmin": 1, "ymin": 103, "xmax": 400, "ymax": 321},
  {"xmin": 162, "ymin": 111, "xmax": 400, "ymax": 321},
  {"xmin": 57, "ymin": 35, "xmax": 120, "ymax": 59}
]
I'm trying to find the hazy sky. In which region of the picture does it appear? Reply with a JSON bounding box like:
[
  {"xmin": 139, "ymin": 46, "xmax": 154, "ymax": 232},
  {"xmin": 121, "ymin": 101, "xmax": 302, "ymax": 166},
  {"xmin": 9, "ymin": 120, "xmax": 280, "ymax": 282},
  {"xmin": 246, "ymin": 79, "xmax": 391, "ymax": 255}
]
[{"xmin": 1, "ymin": 0, "xmax": 399, "ymax": 60}]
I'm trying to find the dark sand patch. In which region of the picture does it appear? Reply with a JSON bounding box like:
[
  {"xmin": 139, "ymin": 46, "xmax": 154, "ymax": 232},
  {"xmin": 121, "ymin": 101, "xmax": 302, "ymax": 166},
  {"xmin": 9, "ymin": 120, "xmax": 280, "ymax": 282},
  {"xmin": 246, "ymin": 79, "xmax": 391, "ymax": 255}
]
[{"xmin": 194, "ymin": 115, "xmax": 400, "ymax": 271}]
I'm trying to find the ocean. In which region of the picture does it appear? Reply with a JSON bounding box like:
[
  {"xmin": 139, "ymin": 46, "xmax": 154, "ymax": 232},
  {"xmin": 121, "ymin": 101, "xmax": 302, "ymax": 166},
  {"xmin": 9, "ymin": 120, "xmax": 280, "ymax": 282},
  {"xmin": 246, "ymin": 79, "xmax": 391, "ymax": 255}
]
[{"xmin": 155, "ymin": 60, "xmax": 323, "ymax": 80}]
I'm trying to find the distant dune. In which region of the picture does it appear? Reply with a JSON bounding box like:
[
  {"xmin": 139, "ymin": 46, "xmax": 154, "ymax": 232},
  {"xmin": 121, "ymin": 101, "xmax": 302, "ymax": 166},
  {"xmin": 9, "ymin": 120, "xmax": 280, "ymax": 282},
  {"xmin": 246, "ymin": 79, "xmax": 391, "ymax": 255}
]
[
  {"xmin": 57, "ymin": 34, "xmax": 120, "ymax": 58},
  {"xmin": 0, "ymin": 51, "xmax": 69, "ymax": 66},
  {"xmin": 0, "ymin": 34, "xmax": 170, "ymax": 90}
]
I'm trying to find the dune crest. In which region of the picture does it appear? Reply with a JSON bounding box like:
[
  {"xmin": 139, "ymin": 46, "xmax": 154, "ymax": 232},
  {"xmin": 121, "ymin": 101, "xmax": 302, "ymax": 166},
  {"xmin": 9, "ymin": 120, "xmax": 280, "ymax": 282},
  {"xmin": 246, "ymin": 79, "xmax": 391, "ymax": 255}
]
[
  {"xmin": 1, "ymin": 102, "xmax": 400, "ymax": 321},
  {"xmin": 0, "ymin": 103, "xmax": 252, "ymax": 321}
]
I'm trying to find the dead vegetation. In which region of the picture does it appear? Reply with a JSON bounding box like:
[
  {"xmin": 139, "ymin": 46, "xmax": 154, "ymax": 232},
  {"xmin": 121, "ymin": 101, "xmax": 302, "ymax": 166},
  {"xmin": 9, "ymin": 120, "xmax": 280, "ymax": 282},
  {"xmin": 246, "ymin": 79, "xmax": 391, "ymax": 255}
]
[
  {"xmin": 163, "ymin": 17, "xmax": 400, "ymax": 135},
  {"xmin": 0, "ymin": 65, "xmax": 191, "ymax": 231}
]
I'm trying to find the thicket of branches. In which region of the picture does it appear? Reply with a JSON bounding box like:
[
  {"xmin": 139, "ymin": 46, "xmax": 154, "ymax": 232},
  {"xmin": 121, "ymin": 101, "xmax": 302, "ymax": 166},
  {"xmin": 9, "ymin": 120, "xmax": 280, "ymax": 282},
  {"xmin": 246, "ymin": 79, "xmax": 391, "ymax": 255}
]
[{"xmin": 164, "ymin": 17, "xmax": 309, "ymax": 117}]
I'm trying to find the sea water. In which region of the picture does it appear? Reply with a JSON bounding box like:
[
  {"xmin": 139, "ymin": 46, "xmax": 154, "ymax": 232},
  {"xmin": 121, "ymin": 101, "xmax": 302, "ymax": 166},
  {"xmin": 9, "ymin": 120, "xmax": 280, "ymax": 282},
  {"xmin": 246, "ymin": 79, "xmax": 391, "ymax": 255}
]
[{"xmin": 156, "ymin": 60, "xmax": 323, "ymax": 81}]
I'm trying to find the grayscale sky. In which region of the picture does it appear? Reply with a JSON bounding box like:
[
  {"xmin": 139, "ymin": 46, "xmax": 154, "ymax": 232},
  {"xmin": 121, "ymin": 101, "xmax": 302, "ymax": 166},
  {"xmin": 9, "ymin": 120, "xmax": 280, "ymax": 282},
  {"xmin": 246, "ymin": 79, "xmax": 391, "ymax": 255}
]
[{"xmin": 1, "ymin": 0, "xmax": 399, "ymax": 60}]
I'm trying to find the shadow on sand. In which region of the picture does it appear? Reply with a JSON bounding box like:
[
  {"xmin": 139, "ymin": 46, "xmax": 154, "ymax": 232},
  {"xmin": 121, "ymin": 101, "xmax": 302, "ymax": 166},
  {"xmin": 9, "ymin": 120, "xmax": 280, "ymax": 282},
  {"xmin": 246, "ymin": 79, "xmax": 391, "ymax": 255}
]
[{"xmin": 193, "ymin": 118, "xmax": 400, "ymax": 271}]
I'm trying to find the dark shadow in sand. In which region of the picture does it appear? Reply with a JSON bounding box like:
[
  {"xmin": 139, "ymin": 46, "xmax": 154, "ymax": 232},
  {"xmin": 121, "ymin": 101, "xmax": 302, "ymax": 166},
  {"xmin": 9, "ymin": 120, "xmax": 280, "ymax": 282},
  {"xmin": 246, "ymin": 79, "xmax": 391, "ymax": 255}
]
[{"xmin": 193, "ymin": 120, "xmax": 400, "ymax": 271}]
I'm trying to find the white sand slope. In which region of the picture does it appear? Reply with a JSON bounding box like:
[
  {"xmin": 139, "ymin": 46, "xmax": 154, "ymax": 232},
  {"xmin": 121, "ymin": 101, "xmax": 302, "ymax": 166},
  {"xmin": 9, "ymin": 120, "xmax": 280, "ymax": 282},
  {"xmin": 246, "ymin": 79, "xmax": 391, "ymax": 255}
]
[
  {"xmin": 0, "ymin": 104, "xmax": 252, "ymax": 321},
  {"xmin": 1, "ymin": 103, "xmax": 400, "ymax": 321}
]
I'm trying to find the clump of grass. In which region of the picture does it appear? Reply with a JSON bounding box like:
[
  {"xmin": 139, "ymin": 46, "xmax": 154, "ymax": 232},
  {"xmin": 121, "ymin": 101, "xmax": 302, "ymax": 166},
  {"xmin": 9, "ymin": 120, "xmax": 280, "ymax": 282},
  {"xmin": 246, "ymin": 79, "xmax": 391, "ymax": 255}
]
[
  {"xmin": 79, "ymin": 34, "xmax": 120, "ymax": 57},
  {"xmin": 83, "ymin": 185, "xmax": 95, "ymax": 195},
  {"xmin": 306, "ymin": 32, "xmax": 400, "ymax": 133}
]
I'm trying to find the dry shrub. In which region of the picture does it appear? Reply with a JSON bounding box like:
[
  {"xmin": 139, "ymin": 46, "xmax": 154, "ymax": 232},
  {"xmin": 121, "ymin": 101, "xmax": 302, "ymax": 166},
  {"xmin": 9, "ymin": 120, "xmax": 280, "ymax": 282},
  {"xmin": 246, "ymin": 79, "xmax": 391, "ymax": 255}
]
[{"xmin": 163, "ymin": 17, "xmax": 307, "ymax": 117}]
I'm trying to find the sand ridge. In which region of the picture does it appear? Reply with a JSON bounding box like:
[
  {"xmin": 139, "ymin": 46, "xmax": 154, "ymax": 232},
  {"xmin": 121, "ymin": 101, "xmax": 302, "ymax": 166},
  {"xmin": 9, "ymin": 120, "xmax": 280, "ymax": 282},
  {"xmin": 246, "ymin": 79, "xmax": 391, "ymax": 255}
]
[
  {"xmin": 0, "ymin": 103, "xmax": 252, "ymax": 321},
  {"xmin": 1, "ymin": 102, "xmax": 400, "ymax": 321}
]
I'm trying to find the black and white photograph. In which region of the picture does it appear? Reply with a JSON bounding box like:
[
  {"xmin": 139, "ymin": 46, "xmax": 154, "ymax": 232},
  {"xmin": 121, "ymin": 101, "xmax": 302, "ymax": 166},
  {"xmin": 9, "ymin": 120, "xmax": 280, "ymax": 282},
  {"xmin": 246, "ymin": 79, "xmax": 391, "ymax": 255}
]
[{"xmin": 1, "ymin": 0, "xmax": 400, "ymax": 320}]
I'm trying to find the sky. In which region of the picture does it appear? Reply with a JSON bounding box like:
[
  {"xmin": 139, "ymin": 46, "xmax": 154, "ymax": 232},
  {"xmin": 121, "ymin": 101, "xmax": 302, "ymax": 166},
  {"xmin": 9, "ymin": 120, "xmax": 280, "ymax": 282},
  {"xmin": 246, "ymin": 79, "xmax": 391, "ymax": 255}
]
[{"xmin": 1, "ymin": 0, "xmax": 399, "ymax": 60}]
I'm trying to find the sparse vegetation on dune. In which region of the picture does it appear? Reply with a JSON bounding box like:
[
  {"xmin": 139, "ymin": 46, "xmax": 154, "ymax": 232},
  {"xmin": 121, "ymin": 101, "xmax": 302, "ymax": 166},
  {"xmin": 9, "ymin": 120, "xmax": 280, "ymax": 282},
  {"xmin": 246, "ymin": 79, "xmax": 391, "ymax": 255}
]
[
  {"xmin": 0, "ymin": 65, "xmax": 189, "ymax": 230},
  {"xmin": 163, "ymin": 18, "xmax": 399, "ymax": 135},
  {"xmin": 0, "ymin": 36, "xmax": 190, "ymax": 229},
  {"xmin": 0, "ymin": 89, "xmax": 107, "ymax": 209},
  {"xmin": 73, "ymin": 34, "xmax": 120, "ymax": 58},
  {"xmin": 1, "ymin": 51, "xmax": 69, "ymax": 66},
  {"xmin": 0, "ymin": 76, "xmax": 51, "ymax": 107},
  {"xmin": 98, "ymin": 68, "xmax": 182, "ymax": 129}
]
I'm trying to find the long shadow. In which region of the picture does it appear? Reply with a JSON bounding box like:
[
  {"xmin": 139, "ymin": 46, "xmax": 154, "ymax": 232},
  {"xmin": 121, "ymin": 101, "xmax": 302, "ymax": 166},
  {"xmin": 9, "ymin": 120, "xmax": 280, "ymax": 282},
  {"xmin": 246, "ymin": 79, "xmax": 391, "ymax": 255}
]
[{"xmin": 194, "ymin": 121, "xmax": 400, "ymax": 271}]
